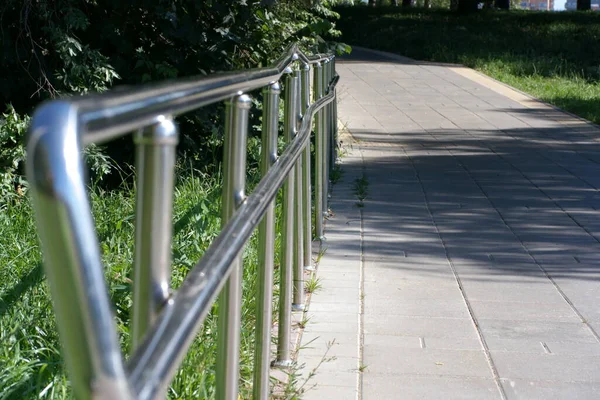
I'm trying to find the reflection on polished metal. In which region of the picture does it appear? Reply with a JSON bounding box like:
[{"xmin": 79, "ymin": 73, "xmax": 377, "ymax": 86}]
[
  {"xmin": 293, "ymin": 68, "xmax": 305, "ymax": 312},
  {"xmin": 132, "ymin": 117, "xmax": 178, "ymax": 351},
  {"xmin": 300, "ymin": 64, "xmax": 314, "ymax": 272},
  {"xmin": 26, "ymin": 43, "xmax": 338, "ymax": 400},
  {"xmin": 323, "ymin": 58, "xmax": 331, "ymax": 215},
  {"xmin": 78, "ymin": 45, "xmax": 326, "ymax": 144},
  {"xmin": 274, "ymin": 71, "xmax": 298, "ymax": 367},
  {"xmin": 314, "ymin": 62, "xmax": 325, "ymax": 240},
  {"xmin": 27, "ymin": 102, "xmax": 132, "ymax": 400},
  {"xmin": 331, "ymin": 57, "xmax": 338, "ymax": 174},
  {"xmin": 253, "ymin": 82, "xmax": 280, "ymax": 400},
  {"xmin": 327, "ymin": 59, "xmax": 337, "ymax": 181},
  {"xmin": 216, "ymin": 94, "xmax": 251, "ymax": 400}
]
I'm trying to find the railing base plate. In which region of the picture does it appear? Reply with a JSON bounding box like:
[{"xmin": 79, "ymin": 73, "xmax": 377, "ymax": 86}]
[{"xmin": 271, "ymin": 359, "xmax": 293, "ymax": 368}]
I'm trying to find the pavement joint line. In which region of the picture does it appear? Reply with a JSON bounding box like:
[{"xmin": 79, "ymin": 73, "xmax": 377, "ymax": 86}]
[
  {"xmin": 352, "ymin": 46, "xmax": 600, "ymax": 136},
  {"xmin": 400, "ymin": 144, "xmax": 508, "ymax": 400},
  {"xmin": 356, "ymin": 145, "xmax": 366, "ymax": 400},
  {"xmin": 523, "ymin": 144, "xmax": 600, "ymax": 192},
  {"xmin": 424, "ymin": 108, "xmax": 600, "ymax": 334},
  {"xmin": 496, "ymin": 126, "xmax": 600, "ymax": 191},
  {"xmin": 450, "ymin": 66, "xmax": 600, "ymax": 131},
  {"xmin": 468, "ymin": 134, "xmax": 600, "ymax": 246},
  {"xmin": 447, "ymin": 121, "xmax": 600, "ymax": 235},
  {"xmin": 541, "ymin": 342, "xmax": 552, "ymax": 354},
  {"xmin": 293, "ymin": 126, "xmax": 363, "ymax": 398},
  {"xmin": 466, "ymin": 110, "xmax": 600, "ymax": 192},
  {"xmin": 447, "ymin": 142, "xmax": 600, "ymax": 345}
]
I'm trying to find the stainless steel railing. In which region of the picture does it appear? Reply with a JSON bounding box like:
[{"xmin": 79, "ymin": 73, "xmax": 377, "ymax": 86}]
[{"xmin": 26, "ymin": 44, "xmax": 338, "ymax": 400}]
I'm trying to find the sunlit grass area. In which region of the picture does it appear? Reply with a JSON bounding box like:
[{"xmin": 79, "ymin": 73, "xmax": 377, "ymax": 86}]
[{"xmin": 0, "ymin": 166, "xmax": 286, "ymax": 399}]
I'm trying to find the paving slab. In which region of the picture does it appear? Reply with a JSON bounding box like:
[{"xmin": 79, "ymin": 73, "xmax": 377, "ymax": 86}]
[
  {"xmin": 294, "ymin": 47, "xmax": 600, "ymax": 399},
  {"xmin": 363, "ymin": 333, "xmax": 482, "ymax": 351},
  {"xmin": 363, "ymin": 347, "xmax": 492, "ymax": 378},
  {"xmin": 363, "ymin": 375, "xmax": 499, "ymax": 400},
  {"xmin": 300, "ymin": 385, "xmax": 358, "ymax": 400},
  {"xmin": 491, "ymin": 352, "xmax": 600, "ymax": 382},
  {"xmin": 501, "ymin": 379, "xmax": 600, "ymax": 400}
]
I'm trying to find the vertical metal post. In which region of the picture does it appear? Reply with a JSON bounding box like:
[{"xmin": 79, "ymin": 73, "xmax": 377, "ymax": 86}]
[
  {"xmin": 313, "ymin": 62, "xmax": 325, "ymax": 239},
  {"xmin": 328, "ymin": 59, "xmax": 337, "ymax": 177},
  {"xmin": 274, "ymin": 70, "xmax": 298, "ymax": 367},
  {"xmin": 26, "ymin": 102, "xmax": 132, "ymax": 400},
  {"xmin": 322, "ymin": 59, "xmax": 330, "ymax": 226},
  {"xmin": 332, "ymin": 57, "xmax": 338, "ymax": 171},
  {"xmin": 253, "ymin": 82, "xmax": 280, "ymax": 400},
  {"xmin": 301, "ymin": 64, "xmax": 314, "ymax": 272},
  {"xmin": 324, "ymin": 60, "xmax": 329, "ymax": 172},
  {"xmin": 293, "ymin": 68, "xmax": 305, "ymax": 311},
  {"xmin": 324, "ymin": 59, "xmax": 332, "ymax": 208},
  {"xmin": 216, "ymin": 94, "xmax": 252, "ymax": 400},
  {"xmin": 132, "ymin": 117, "xmax": 178, "ymax": 351}
]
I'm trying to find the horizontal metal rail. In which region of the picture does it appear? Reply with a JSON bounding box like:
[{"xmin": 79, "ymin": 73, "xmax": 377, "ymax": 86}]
[
  {"xmin": 73, "ymin": 45, "xmax": 328, "ymax": 144},
  {"xmin": 26, "ymin": 43, "xmax": 338, "ymax": 400}
]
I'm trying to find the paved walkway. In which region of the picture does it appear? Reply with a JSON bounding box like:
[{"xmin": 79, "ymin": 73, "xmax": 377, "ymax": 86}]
[{"xmin": 296, "ymin": 48, "xmax": 600, "ymax": 399}]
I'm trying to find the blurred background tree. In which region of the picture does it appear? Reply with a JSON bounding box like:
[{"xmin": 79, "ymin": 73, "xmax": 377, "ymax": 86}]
[{"xmin": 0, "ymin": 0, "xmax": 348, "ymax": 194}]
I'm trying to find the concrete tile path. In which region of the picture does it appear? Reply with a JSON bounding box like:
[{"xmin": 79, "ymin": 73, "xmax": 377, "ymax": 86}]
[{"xmin": 295, "ymin": 47, "xmax": 600, "ymax": 399}]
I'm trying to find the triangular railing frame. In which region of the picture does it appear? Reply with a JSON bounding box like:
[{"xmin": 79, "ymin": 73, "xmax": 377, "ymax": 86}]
[{"xmin": 26, "ymin": 45, "xmax": 338, "ymax": 400}]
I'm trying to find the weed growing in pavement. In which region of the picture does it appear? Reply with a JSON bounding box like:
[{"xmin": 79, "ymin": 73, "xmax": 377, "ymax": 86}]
[
  {"xmin": 304, "ymin": 275, "xmax": 323, "ymax": 295},
  {"xmin": 281, "ymin": 340, "xmax": 337, "ymax": 400},
  {"xmin": 354, "ymin": 174, "xmax": 368, "ymax": 208},
  {"xmin": 330, "ymin": 164, "xmax": 344, "ymax": 185}
]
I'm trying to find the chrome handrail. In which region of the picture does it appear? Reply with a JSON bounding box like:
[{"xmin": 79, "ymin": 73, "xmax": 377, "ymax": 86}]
[
  {"xmin": 71, "ymin": 44, "xmax": 328, "ymax": 144},
  {"xmin": 26, "ymin": 43, "xmax": 338, "ymax": 400}
]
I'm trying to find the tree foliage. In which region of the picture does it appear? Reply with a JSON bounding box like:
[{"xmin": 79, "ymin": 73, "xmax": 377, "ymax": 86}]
[{"xmin": 0, "ymin": 0, "xmax": 348, "ymax": 199}]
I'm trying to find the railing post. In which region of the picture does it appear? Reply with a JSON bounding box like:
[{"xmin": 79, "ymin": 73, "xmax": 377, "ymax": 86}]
[
  {"xmin": 323, "ymin": 58, "xmax": 331, "ymax": 213},
  {"xmin": 253, "ymin": 82, "xmax": 280, "ymax": 400},
  {"xmin": 301, "ymin": 63, "xmax": 314, "ymax": 272},
  {"xmin": 26, "ymin": 102, "xmax": 131, "ymax": 400},
  {"xmin": 216, "ymin": 94, "xmax": 252, "ymax": 400},
  {"xmin": 328, "ymin": 58, "xmax": 337, "ymax": 177},
  {"xmin": 131, "ymin": 117, "xmax": 178, "ymax": 351},
  {"xmin": 333, "ymin": 57, "xmax": 338, "ymax": 172},
  {"xmin": 293, "ymin": 67, "xmax": 305, "ymax": 311},
  {"xmin": 313, "ymin": 61, "xmax": 325, "ymax": 240},
  {"xmin": 274, "ymin": 69, "xmax": 298, "ymax": 367}
]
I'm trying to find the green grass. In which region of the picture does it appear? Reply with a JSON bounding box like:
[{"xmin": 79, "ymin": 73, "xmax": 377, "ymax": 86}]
[
  {"xmin": 336, "ymin": 7, "xmax": 600, "ymax": 124},
  {"xmin": 304, "ymin": 275, "xmax": 322, "ymax": 295},
  {"xmin": 354, "ymin": 175, "xmax": 369, "ymax": 208},
  {"xmin": 0, "ymin": 166, "xmax": 285, "ymax": 399},
  {"xmin": 330, "ymin": 164, "xmax": 344, "ymax": 185}
]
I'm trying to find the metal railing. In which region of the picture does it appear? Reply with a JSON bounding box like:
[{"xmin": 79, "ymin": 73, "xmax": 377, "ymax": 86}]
[{"xmin": 25, "ymin": 44, "xmax": 338, "ymax": 400}]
